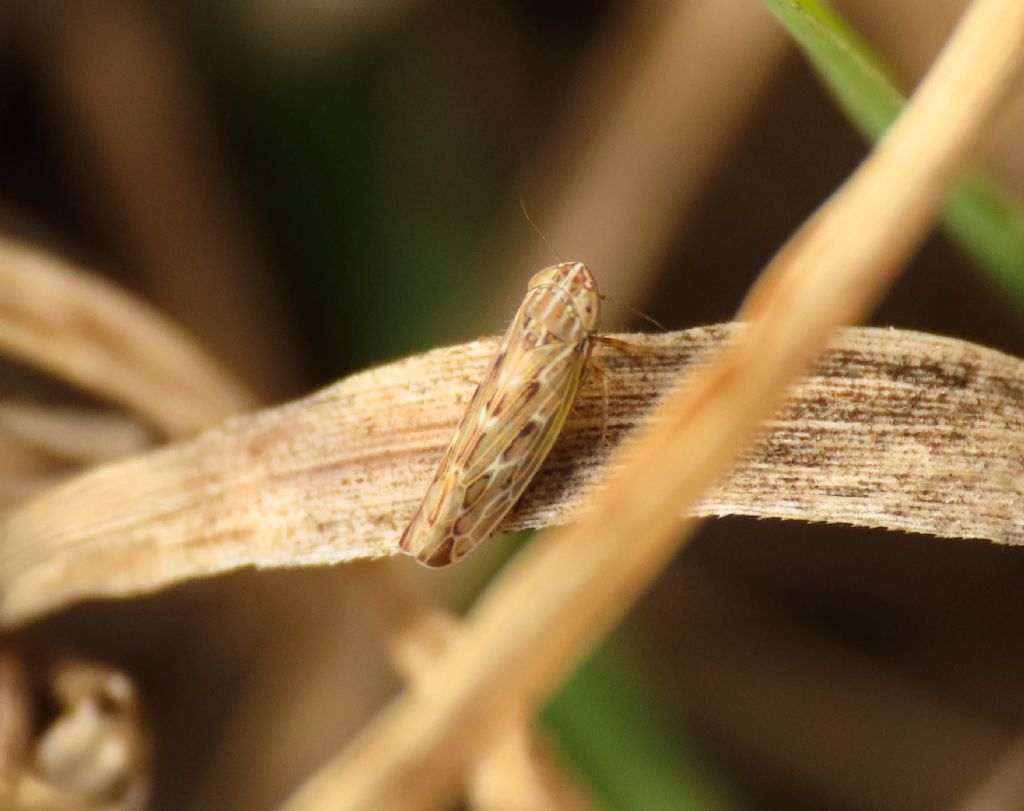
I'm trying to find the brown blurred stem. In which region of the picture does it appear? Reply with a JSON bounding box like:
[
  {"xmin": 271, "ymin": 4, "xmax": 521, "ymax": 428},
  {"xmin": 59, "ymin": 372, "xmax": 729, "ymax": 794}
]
[{"xmin": 18, "ymin": 0, "xmax": 303, "ymax": 398}]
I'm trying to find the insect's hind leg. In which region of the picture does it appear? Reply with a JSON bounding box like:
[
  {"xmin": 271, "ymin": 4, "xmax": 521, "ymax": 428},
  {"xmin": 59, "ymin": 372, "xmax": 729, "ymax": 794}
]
[
  {"xmin": 579, "ymin": 359, "xmax": 610, "ymax": 441},
  {"xmin": 586, "ymin": 335, "xmax": 663, "ymax": 441}
]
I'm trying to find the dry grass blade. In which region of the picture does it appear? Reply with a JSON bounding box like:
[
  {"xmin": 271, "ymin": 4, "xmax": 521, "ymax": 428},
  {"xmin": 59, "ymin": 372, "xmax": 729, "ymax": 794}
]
[
  {"xmin": 0, "ymin": 236, "xmax": 254, "ymax": 437},
  {"xmin": 0, "ymin": 404, "xmax": 153, "ymax": 508},
  {"xmin": 1, "ymin": 323, "xmax": 1022, "ymax": 624},
  {"xmin": 275, "ymin": 0, "xmax": 1024, "ymax": 807},
  {"xmin": 0, "ymin": 404, "xmax": 152, "ymax": 465}
]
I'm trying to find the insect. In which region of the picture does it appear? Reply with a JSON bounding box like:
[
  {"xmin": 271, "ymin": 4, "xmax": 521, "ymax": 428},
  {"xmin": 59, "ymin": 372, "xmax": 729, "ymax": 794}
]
[{"xmin": 400, "ymin": 261, "xmax": 602, "ymax": 567}]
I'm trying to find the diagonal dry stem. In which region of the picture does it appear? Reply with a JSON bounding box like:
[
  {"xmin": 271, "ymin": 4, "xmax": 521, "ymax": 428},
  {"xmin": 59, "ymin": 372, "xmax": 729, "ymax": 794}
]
[
  {"xmin": 355, "ymin": 563, "xmax": 600, "ymax": 811},
  {"xmin": 275, "ymin": 0, "xmax": 1024, "ymax": 807}
]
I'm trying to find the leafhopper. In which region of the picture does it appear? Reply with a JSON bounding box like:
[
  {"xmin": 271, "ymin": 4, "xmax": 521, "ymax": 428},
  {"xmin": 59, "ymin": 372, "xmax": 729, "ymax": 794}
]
[{"xmin": 400, "ymin": 261, "xmax": 600, "ymax": 567}]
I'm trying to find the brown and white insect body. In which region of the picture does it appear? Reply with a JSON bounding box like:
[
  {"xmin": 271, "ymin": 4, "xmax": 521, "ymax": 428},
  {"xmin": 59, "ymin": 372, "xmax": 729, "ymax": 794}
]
[{"xmin": 399, "ymin": 261, "xmax": 600, "ymax": 567}]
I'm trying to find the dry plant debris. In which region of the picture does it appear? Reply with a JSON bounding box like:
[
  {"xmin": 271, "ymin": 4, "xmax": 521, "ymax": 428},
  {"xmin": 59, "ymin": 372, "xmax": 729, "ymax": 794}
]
[
  {"xmin": 278, "ymin": 0, "xmax": 1024, "ymax": 807},
  {"xmin": 0, "ymin": 0, "xmax": 1022, "ymax": 808},
  {"xmin": 0, "ymin": 325, "xmax": 1021, "ymax": 626},
  {"xmin": 355, "ymin": 563, "xmax": 602, "ymax": 811},
  {"xmin": 0, "ymin": 651, "xmax": 150, "ymax": 811}
]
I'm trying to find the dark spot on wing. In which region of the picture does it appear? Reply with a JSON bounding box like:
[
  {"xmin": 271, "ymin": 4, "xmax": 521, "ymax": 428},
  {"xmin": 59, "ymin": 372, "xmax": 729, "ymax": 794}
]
[
  {"xmin": 464, "ymin": 474, "xmax": 491, "ymax": 508},
  {"xmin": 456, "ymin": 431, "xmax": 486, "ymax": 466},
  {"xmin": 494, "ymin": 380, "xmax": 540, "ymax": 414},
  {"xmin": 502, "ymin": 420, "xmax": 539, "ymax": 462},
  {"xmin": 454, "ymin": 513, "xmax": 477, "ymax": 536},
  {"xmin": 422, "ymin": 537, "xmax": 455, "ymax": 567},
  {"xmin": 492, "ymin": 349, "xmax": 507, "ymax": 375}
]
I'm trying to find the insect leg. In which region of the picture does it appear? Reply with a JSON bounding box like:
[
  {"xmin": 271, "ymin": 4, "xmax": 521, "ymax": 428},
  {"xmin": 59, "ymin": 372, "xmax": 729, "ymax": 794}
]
[{"xmin": 581, "ymin": 360, "xmax": 610, "ymax": 441}]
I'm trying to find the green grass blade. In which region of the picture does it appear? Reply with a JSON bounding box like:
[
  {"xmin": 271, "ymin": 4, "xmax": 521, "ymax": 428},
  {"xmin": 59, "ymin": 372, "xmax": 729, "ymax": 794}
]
[
  {"xmin": 465, "ymin": 541, "xmax": 741, "ymax": 810},
  {"xmin": 763, "ymin": 0, "xmax": 1024, "ymax": 312},
  {"xmin": 943, "ymin": 174, "xmax": 1024, "ymax": 303},
  {"xmin": 543, "ymin": 641, "xmax": 742, "ymax": 811}
]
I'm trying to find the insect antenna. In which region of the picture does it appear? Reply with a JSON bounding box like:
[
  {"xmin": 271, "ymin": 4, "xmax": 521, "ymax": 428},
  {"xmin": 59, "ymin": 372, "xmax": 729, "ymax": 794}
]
[
  {"xmin": 600, "ymin": 294, "xmax": 667, "ymax": 331},
  {"xmin": 518, "ymin": 198, "xmax": 563, "ymax": 263}
]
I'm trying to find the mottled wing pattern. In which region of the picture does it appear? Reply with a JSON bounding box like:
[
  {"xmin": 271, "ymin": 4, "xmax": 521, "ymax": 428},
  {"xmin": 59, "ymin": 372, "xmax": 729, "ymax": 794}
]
[{"xmin": 400, "ymin": 304, "xmax": 591, "ymax": 567}]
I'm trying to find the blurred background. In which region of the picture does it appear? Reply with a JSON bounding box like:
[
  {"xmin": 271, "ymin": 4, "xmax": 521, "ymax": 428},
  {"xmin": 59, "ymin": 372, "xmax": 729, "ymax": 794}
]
[{"xmin": 3, "ymin": 1, "xmax": 1024, "ymax": 809}]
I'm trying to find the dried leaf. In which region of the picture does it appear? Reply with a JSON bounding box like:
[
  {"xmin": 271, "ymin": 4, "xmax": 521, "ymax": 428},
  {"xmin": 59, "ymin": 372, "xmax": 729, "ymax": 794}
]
[
  {"xmin": 0, "ymin": 405, "xmax": 153, "ymax": 509},
  {"xmin": 0, "ymin": 325, "xmax": 1021, "ymax": 626},
  {"xmin": 0, "ymin": 404, "xmax": 152, "ymax": 465}
]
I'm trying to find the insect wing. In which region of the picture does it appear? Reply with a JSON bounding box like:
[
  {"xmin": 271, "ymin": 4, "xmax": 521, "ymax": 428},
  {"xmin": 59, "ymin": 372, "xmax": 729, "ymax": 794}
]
[{"xmin": 400, "ymin": 313, "xmax": 590, "ymax": 567}]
